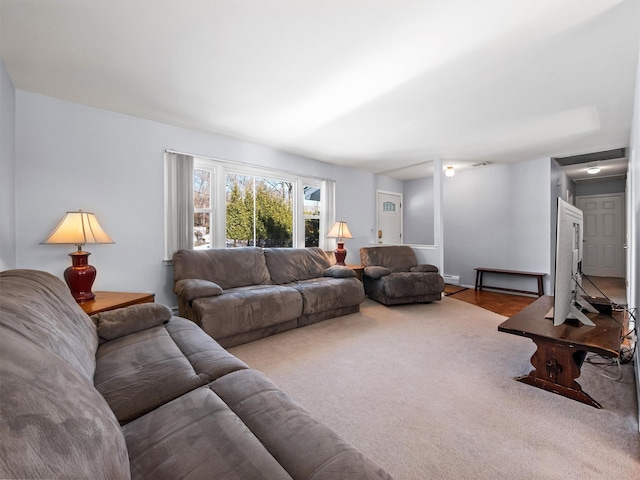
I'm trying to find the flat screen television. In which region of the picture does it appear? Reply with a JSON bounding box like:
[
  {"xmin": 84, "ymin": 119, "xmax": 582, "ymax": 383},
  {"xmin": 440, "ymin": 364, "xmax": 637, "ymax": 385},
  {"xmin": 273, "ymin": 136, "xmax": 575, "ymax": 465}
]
[{"xmin": 547, "ymin": 197, "xmax": 597, "ymax": 327}]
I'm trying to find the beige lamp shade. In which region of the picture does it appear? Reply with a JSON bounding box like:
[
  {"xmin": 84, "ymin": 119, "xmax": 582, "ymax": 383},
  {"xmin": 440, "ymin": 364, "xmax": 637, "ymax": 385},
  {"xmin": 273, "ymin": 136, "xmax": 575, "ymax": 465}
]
[
  {"xmin": 42, "ymin": 210, "xmax": 114, "ymax": 249},
  {"xmin": 327, "ymin": 221, "xmax": 353, "ymax": 241}
]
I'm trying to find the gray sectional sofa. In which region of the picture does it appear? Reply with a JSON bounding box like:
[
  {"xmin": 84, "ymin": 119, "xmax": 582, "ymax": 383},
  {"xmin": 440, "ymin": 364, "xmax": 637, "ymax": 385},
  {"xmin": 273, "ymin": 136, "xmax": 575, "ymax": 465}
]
[
  {"xmin": 360, "ymin": 245, "xmax": 445, "ymax": 305},
  {"xmin": 173, "ymin": 247, "xmax": 365, "ymax": 347},
  {"xmin": 0, "ymin": 269, "xmax": 391, "ymax": 480}
]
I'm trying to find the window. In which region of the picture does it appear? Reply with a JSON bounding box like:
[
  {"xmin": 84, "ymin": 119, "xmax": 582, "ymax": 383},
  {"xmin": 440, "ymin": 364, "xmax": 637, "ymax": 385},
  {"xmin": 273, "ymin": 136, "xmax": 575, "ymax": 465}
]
[
  {"xmin": 165, "ymin": 151, "xmax": 335, "ymax": 260},
  {"xmin": 303, "ymin": 185, "xmax": 321, "ymax": 247},
  {"xmin": 225, "ymin": 173, "xmax": 293, "ymax": 248},
  {"xmin": 193, "ymin": 168, "xmax": 213, "ymax": 249}
]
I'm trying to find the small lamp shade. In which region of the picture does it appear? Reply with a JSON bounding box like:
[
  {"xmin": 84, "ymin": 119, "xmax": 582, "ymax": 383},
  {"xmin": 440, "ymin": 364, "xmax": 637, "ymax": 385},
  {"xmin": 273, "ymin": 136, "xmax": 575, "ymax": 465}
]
[
  {"xmin": 327, "ymin": 221, "xmax": 353, "ymax": 265},
  {"xmin": 42, "ymin": 210, "xmax": 114, "ymax": 302}
]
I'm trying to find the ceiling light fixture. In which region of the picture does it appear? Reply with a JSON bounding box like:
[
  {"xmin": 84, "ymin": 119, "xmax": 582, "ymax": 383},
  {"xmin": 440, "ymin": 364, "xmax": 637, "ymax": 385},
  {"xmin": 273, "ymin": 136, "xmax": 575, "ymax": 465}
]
[
  {"xmin": 586, "ymin": 166, "xmax": 601, "ymax": 174},
  {"xmin": 444, "ymin": 166, "xmax": 455, "ymax": 177}
]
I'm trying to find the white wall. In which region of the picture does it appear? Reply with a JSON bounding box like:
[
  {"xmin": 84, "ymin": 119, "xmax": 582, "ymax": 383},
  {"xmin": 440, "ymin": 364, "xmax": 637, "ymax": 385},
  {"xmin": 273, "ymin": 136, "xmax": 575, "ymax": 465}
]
[
  {"xmin": 0, "ymin": 58, "xmax": 16, "ymax": 270},
  {"xmin": 14, "ymin": 91, "xmax": 390, "ymax": 307},
  {"xmin": 403, "ymin": 176, "xmax": 434, "ymax": 245},
  {"xmin": 442, "ymin": 158, "xmax": 552, "ymax": 292}
]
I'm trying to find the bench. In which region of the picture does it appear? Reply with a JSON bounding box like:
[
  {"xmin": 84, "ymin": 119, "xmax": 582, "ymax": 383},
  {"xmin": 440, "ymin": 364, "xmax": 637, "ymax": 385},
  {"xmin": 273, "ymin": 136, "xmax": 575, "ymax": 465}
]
[{"xmin": 474, "ymin": 267, "xmax": 546, "ymax": 297}]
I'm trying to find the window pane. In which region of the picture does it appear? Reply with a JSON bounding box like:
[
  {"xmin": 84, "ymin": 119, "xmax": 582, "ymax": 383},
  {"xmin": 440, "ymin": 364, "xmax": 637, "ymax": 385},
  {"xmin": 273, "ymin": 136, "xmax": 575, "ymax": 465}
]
[
  {"xmin": 303, "ymin": 185, "xmax": 321, "ymax": 247},
  {"xmin": 305, "ymin": 218, "xmax": 320, "ymax": 247},
  {"xmin": 225, "ymin": 173, "xmax": 293, "ymax": 248},
  {"xmin": 194, "ymin": 169, "xmax": 210, "ymax": 209},
  {"xmin": 194, "ymin": 212, "xmax": 210, "ymax": 249}
]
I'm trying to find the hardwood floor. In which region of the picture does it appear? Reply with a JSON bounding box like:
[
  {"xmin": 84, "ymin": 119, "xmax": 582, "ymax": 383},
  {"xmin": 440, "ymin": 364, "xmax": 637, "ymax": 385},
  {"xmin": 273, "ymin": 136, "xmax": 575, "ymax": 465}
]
[{"xmin": 444, "ymin": 285, "xmax": 536, "ymax": 317}]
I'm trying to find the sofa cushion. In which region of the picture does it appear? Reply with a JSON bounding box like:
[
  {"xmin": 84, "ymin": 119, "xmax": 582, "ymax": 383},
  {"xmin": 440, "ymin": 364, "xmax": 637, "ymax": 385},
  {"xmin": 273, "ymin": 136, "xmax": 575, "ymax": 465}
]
[
  {"xmin": 94, "ymin": 317, "xmax": 248, "ymax": 424},
  {"xmin": 263, "ymin": 247, "xmax": 331, "ymax": 284},
  {"xmin": 173, "ymin": 247, "xmax": 271, "ymax": 289},
  {"xmin": 360, "ymin": 246, "xmax": 418, "ymax": 272},
  {"xmin": 192, "ymin": 285, "xmax": 303, "ymax": 340},
  {"xmin": 211, "ymin": 370, "xmax": 392, "ymax": 480},
  {"xmin": 323, "ymin": 265, "xmax": 357, "ymax": 278},
  {"xmin": 123, "ymin": 387, "xmax": 292, "ymax": 480},
  {"xmin": 93, "ymin": 303, "xmax": 172, "ymax": 341},
  {"xmin": 0, "ymin": 269, "xmax": 98, "ymax": 383},
  {"xmin": 0, "ymin": 329, "xmax": 130, "ymax": 480},
  {"xmin": 291, "ymin": 277, "xmax": 365, "ymax": 315},
  {"xmin": 379, "ymin": 272, "xmax": 445, "ymax": 299}
]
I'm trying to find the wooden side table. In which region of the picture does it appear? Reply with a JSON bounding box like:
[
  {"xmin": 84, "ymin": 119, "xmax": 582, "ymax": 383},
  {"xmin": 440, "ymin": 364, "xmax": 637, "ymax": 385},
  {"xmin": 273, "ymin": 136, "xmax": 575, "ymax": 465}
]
[{"xmin": 80, "ymin": 291, "xmax": 155, "ymax": 315}]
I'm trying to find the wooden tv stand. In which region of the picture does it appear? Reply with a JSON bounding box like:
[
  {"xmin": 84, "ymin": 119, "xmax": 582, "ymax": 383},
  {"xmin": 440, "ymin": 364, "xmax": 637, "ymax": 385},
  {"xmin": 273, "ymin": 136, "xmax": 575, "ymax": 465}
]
[{"xmin": 498, "ymin": 295, "xmax": 622, "ymax": 408}]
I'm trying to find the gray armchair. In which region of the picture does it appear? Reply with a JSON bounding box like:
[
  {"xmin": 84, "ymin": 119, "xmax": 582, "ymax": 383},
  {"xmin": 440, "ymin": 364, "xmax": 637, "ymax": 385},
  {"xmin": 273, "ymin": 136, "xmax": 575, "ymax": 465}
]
[{"xmin": 359, "ymin": 245, "xmax": 445, "ymax": 305}]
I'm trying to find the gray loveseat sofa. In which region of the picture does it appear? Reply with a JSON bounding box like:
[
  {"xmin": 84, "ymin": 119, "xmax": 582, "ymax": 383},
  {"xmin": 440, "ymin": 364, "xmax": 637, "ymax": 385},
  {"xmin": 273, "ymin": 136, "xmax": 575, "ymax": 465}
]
[
  {"xmin": 360, "ymin": 245, "xmax": 445, "ymax": 305},
  {"xmin": 173, "ymin": 247, "xmax": 365, "ymax": 347},
  {"xmin": 0, "ymin": 269, "xmax": 391, "ymax": 480}
]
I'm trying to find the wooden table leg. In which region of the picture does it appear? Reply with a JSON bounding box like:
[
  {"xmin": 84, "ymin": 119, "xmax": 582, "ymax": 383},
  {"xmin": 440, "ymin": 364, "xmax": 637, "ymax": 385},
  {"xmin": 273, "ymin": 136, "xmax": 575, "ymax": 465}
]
[
  {"xmin": 516, "ymin": 337, "xmax": 601, "ymax": 408},
  {"xmin": 475, "ymin": 270, "xmax": 482, "ymax": 291}
]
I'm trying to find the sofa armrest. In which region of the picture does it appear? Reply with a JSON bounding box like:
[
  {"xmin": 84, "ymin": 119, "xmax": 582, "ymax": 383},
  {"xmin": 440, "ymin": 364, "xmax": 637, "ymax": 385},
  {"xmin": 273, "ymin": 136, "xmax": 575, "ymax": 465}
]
[
  {"xmin": 410, "ymin": 264, "xmax": 439, "ymax": 273},
  {"xmin": 93, "ymin": 303, "xmax": 172, "ymax": 341},
  {"xmin": 323, "ymin": 265, "xmax": 356, "ymax": 278},
  {"xmin": 175, "ymin": 278, "xmax": 224, "ymax": 302},
  {"xmin": 364, "ymin": 266, "xmax": 392, "ymax": 279}
]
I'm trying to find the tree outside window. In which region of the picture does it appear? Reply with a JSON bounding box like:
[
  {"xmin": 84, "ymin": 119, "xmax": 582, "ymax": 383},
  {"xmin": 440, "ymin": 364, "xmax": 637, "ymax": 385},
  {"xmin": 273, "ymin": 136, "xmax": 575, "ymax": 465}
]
[
  {"xmin": 225, "ymin": 173, "xmax": 293, "ymax": 248},
  {"xmin": 194, "ymin": 168, "xmax": 212, "ymax": 249}
]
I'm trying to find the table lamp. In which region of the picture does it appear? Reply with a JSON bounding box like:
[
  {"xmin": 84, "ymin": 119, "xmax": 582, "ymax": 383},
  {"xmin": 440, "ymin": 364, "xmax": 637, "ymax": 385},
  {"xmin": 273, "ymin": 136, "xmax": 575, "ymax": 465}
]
[
  {"xmin": 41, "ymin": 210, "xmax": 114, "ymax": 302},
  {"xmin": 327, "ymin": 221, "xmax": 353, "ymax": 265}
]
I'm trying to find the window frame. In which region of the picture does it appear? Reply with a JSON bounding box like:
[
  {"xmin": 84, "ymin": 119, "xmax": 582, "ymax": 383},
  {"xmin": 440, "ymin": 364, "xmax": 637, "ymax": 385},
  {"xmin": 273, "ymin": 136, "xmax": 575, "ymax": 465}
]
[{"xmin": 192, "ymin": 157, "xmax": 332, "ymax": 250}]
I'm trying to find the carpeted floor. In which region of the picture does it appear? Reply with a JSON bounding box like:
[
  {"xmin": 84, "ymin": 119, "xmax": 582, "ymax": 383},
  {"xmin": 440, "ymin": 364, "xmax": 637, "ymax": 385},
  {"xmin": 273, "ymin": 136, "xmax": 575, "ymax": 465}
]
[{"xmin": 229, "ymin": 297, "xmax": 639, "ymax": 479}]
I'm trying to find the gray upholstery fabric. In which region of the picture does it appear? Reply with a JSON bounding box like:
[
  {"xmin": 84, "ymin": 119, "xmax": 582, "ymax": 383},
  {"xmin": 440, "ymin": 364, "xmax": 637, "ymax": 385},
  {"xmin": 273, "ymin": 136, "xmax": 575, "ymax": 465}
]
[
  {"xmin": 360, "ymin": 246, "xmax": 444, "ymax": 306},
  {"xmin": 211, "ymin": 370, "xmax": 393, "ymax": 480},
  {"xmin": 192, "ymin": 284, "xmax": 303, "ymax": 339},
  {"xmin": 364, "ymin": 266, "xmax": 392, "ymax": 279},
  {"xmin": 263, "ymin": 247, "xmax": 331, "ymax": 284},
  {"xmin": 94, "ymin": 303, "xmax": 172, "ymax": 341},
  {"xmin": 174, "ymin": 248, "xmax": 364, "ymax": 346},
  {"xmin": 0, "ymin": 269, "xmax": 98, "ymax": 382},
  {"xmin": 0, "ymin": 270, "xmax": 129, "ymax": 479},
  {"xmin": 1, "ymin": 269, "xmax": 391, "ymax": 480},
  {"xmin": 291, "ymin": 277, "xmax": 365, "ymax": 315},
  {"xmin": 411, "ymin": 264, "xmax": 439, "ymax": 273},
  {"xmin": 123, "ymin": 387, "xmax": 293, "ymax": 480},
  {"xmin": 174, "ymin": 278, "xmax": 223, "ymax": 301},
  {"xmin": 173, "ymin": 247, "xmax": 271, "ymax": 288},
  {"xmin": 95, "ymin": 317, "xmax": 249, "ymax": 424},
  {"xmin": 323, "ymin": 265, "xmax": 357, "ymax": 278},
  {"xmin": 360, "ymin": 245, "xmax": 418, "ymax": 272}
]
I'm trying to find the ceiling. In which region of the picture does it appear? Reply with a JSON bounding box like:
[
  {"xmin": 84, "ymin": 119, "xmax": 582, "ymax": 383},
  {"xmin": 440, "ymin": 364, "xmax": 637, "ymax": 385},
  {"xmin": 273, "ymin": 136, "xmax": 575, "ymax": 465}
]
[{"xmin": 1, "ymin": 0, "xmax": 638, "ymax": 180}]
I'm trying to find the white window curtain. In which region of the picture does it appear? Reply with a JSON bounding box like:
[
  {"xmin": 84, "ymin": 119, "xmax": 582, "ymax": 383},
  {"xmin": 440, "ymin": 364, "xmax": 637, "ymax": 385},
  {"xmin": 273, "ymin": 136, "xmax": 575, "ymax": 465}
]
[
  {"xmin": 164, "ymin": 151, "xmax": 194, "ymax": 262},
  {"xmin": 320, "ymin": 179, "xmax": 336, "ymax": 251}
]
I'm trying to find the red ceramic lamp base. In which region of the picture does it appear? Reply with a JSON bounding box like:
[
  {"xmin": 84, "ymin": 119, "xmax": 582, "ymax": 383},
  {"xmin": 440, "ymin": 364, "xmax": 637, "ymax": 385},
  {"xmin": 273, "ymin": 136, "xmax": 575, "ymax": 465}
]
[
  {"xmin": 64, "ymin": 251, "xmax": 97, "ymax": 303},
  {"xmin": 334, "ymin": 242, "xmax": 347, "ymax": 266}
]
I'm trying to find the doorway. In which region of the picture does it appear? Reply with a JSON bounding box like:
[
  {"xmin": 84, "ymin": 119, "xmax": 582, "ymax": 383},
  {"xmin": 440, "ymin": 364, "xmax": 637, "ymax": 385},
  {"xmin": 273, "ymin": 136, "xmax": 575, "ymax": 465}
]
[
  {"xmin": 376, "ymin": 191, "xmax": 402, "ymax": 244},
  {"xmin": 577, "ymin": 193, "xmax": 625, "ymax": 278}
]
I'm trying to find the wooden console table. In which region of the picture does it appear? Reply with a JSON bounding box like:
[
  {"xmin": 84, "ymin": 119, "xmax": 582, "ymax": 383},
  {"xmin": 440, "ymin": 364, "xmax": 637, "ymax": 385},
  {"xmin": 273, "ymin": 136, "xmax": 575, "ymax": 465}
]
[
  {"xmin": 498, "ymin": 295, "xmax": 622, "ymax": 408},
  {"xmin": 475, "ymin": 267, "xmax": 545, "ymax": 296}
]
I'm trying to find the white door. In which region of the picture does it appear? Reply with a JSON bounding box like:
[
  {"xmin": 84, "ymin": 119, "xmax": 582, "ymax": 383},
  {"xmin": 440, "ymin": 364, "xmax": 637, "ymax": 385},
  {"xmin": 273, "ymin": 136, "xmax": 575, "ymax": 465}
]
[
  {"xmin": 377, "ymin": 191, "xmax": 402, "ymax": 244},
  {"xmin": 577, "ymin": 194, "xmax": 625, "ymax": 277}
]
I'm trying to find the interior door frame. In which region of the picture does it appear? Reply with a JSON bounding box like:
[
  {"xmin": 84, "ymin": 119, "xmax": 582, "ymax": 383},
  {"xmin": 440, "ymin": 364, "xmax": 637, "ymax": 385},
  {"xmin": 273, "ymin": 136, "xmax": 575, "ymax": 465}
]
[{"xmin": 376, "ymin": 190, "xmax": 403, "ymax": 245}]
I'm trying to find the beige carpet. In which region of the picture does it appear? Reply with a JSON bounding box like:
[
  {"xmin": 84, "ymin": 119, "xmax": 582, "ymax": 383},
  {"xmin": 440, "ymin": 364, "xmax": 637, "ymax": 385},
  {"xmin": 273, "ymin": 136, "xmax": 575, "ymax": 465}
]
[{"xmin": 229, "ymin": 297, "xmax": 639, "ymax": 479}]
